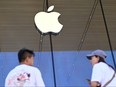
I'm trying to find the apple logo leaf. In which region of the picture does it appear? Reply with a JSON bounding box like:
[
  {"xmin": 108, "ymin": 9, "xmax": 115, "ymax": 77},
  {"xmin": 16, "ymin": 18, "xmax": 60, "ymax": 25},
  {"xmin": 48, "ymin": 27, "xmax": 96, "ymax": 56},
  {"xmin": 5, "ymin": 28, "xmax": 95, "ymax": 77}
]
[{"xmin": 47, "ymin": 5, "xmax": 54, "ymax": 12}]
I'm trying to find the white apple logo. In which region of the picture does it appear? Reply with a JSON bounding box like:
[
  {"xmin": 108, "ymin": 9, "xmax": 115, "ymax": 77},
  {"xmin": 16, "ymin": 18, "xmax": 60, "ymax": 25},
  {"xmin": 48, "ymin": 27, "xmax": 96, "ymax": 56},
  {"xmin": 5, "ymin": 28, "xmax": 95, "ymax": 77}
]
[{"xmin": 34, "ymin": 5, "xmax": 63, "ymax": 34}]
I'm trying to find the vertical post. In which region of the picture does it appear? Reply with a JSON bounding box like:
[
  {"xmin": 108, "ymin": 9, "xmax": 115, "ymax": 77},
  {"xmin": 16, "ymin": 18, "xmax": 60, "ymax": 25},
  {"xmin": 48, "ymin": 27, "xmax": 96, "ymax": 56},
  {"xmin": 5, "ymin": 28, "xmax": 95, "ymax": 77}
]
[
  {"xmin": 49, "ymin": 33, "xmax": 57, "ymax": 87},
  {"xmin": 99, "ymin": 0, "xmax": 116, "ymax": 70},
  {"xmin": 46, "ymin": 0, "xmax": 49, "ymax": 9},
  {"xmin": 43, "ymin": 0, "xmax": 57, "ymax": 86}
]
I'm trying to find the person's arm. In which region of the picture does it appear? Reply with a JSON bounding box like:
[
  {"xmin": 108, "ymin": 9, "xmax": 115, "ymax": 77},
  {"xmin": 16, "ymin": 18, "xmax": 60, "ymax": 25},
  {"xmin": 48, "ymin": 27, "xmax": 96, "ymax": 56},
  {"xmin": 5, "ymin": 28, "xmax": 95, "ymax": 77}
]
[
  {"xmin": 87, "ymin": 79, "xmax": 100, "ymax": 87},
  {"xmin": 35, "ymin": 69, "xmax": 45, "ymax": 87},
  {"xmin": 91, "ymin": 64, "xmax": 102, "ymax": 87},
  {"xmin": 91, "ymin": 81, "xmax": 101, "ymax": 87},
  {"xmin": 86, "ymin": 79, "xmax": 91, "ymax": 85}
]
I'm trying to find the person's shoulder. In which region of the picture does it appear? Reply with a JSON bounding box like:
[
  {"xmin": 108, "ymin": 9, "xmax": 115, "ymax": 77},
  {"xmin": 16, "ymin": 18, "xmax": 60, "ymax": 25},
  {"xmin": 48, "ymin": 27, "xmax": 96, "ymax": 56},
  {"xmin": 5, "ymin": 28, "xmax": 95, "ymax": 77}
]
[
  {"xmin": 99, "ymin": 62, "xmax": 108, "ymax": 67},
  {"xmin": 94, "ymin": 62, "xmax": 107, "ymax": 69},
  {"xmin": 20, "ymin": 64, "xmax": 38, "ymax": 69},
  {"xmin": 8, "ymin": 65, "xmax": 19, "ymax": 73},
  {"xmin": 6, "ymin": 65, "xmax": 19, "ymax": 78},
  {"xmin": 17, "ymin": 64, "xmax": 41, "ymax": 73},
  {"xmin": 95, "ymin": 62, "xmax": 106, "ymax": 66},
  {"xmin": 28, "ymin": 66, "xmax": 40, "ymax": 72}
]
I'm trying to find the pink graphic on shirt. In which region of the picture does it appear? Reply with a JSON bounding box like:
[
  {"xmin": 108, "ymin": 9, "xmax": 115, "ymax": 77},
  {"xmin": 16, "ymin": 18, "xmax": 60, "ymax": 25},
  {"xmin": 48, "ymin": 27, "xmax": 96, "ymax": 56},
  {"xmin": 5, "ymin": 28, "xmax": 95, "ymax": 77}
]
[
  {"xmin": 17, "ymin": 72, "xmax": 30, "ymax": 81},
  {"xmin": 7, "ymin": 71, "xmax": 31, "ymax": 86}
]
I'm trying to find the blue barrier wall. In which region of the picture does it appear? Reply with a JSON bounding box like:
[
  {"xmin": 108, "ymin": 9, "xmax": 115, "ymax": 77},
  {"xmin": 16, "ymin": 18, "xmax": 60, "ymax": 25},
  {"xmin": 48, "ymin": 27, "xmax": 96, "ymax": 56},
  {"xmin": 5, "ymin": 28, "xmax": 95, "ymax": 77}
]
[{"xmin": 0, "ymin": 51, "xmax": 115, "ymax": 86}]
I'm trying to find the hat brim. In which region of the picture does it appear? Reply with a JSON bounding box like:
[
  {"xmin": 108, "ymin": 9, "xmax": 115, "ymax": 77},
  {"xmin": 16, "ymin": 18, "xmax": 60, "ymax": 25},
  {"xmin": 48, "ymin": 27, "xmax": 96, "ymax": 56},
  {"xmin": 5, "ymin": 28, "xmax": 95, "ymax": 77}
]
[
  {"xmin": 86, "ymin": 54, "xmax": 94, "ymax": 60},
  {"xmin": 86, "ymin": 56, "xmax": 92, "ymax": 60}
]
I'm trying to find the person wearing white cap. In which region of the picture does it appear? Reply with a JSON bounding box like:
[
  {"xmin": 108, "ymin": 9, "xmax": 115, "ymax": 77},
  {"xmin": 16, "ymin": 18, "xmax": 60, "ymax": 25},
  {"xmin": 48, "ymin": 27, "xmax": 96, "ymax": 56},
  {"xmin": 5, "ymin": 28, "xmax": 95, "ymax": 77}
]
[{"xmin": 86, "ymin": 49, "xmax": 116, "ymax": 87}]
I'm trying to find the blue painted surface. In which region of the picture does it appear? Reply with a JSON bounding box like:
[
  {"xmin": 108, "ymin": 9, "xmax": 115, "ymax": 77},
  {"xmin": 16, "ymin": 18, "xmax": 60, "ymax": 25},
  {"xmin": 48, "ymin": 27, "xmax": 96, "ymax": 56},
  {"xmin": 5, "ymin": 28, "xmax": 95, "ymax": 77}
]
[{"xmin": 0, "ymin": 51, "xmax": 115, "ymax": 86}]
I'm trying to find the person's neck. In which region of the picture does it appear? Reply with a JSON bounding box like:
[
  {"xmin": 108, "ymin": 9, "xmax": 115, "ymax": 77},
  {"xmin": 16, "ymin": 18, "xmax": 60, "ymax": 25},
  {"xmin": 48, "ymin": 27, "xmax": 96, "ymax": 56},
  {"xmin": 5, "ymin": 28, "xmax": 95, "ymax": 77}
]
[
  {"xmin": 20, "ymin": 62, "xmax": 28, "ymax": 65},
  {"xmin": 20, "ymin": 62, "xmax": 32, "ymax": 66}
]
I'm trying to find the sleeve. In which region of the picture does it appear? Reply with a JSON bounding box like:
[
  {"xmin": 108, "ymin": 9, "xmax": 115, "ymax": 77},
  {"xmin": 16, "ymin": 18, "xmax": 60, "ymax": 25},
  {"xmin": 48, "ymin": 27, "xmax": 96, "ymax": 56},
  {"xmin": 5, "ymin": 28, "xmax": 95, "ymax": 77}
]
[
  {"xmin": 91, "ymin": 64, "xmax": 103, "ymax": 83},
  {"xmin": 35, "ymin": 69, "xmax": 45, "ymax": 87},
  {"xmin": 5, "ymin": 72, "xmax": 11, "ymax": 87},
  {"xmin": 5, "ymin": 76, "xmax": 8, "ymax": 87}
]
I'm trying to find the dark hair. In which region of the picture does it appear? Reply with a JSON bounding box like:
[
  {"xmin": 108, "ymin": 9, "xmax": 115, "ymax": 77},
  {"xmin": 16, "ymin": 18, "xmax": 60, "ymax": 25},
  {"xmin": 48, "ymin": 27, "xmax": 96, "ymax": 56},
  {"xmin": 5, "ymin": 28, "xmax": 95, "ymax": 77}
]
[
  {"xmin": 95, "ymin": 55, "xmax": 115, "ymax": 71},
  {"xmin": 18, "ymin": 48, "xmax": 35, "ymax": 63}
]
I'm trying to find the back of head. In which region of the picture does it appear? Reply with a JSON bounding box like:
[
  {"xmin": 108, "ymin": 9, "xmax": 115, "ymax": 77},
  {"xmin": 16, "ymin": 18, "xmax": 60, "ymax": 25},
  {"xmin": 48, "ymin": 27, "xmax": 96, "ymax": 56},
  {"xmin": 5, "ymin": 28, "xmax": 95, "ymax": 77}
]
[{"xmin": 18, "ymin": 48, "xmax": 35, "ymax": 63}]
